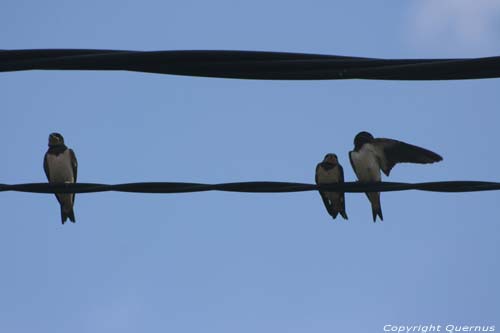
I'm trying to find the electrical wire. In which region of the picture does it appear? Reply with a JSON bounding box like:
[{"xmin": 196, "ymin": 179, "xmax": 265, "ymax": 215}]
[
  {"xmin": 1, "ymin": 49, "xmax": 499, "ymax": 80},
  {"xmin": 1, "ymin": 181, "xmax": 499, "ymax": 194}
]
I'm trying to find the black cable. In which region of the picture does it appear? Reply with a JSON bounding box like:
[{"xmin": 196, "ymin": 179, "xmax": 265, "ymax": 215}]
[
  {"xmin": 1, "ymin": 49, "xmax": 500, "ymax": 80},
  {"xmin": 1, "ymin": 181, "xmax": 499, "ymax": 194}
]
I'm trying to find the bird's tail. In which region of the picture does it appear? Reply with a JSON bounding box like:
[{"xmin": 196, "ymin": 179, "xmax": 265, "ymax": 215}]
[
  {"xmin": 367, "ymin": 192, "xmax": 383, "ymax": 222},
  {"xmin": 54, "ymin": 192, "xmax": 76, "ymax": 224},
  {"xmin": 60, "ymin": 206, "xmax": 76, "ymax": 224},
  {"xmin": 331, "ymin": 193, "xmax": 348, "ymax": 220}
]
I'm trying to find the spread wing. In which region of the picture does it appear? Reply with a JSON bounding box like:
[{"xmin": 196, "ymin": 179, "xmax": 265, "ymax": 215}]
[{"xmin": 374, "ymin": 138, "xmax": 443, "ymax": 176}]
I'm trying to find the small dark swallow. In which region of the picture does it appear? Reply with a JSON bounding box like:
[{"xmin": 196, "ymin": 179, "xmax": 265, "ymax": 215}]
[
  {"xmin": 43, "ymin": 133, "xmax": 78, "ymax": 224},
  {"xmin": 349, "ymin": 131, "xmax": 442, "ymax": 222},
  {"xmin": 315, "ymin": 153, "xmax": 348, "ymax": 220}
]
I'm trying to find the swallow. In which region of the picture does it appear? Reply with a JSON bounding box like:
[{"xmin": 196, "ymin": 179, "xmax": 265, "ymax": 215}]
[
  {"xmin": 43, "ymin": 133, "xmax": 78, "ymax": 224},
  {"xmin": 315, "ymin": 153, "xmax": 348, "ymax": 220},
  {"xmin": 349, "ymin": 131, "xmax": 442, "ymax": 222}
]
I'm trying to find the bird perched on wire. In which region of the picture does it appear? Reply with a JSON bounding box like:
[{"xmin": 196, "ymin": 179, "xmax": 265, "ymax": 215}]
[
  {"xmin": 43, "ymin": 133, "xmax": 78, "ymax": 224},
  {"xmin": 315, "ymin": 153, "xmax": 348, "ymax": 220},
  {"xmin": 349, "ymin": 131, "xmax": 442, "ymax": 222}
]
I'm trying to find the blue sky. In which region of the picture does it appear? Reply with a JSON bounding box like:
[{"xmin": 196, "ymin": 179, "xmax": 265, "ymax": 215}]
[{"xmin": 1, "ymin": 1, "xmax": 499, "ymax": 332}]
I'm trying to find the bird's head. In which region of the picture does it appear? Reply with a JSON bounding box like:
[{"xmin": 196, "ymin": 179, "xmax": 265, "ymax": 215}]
[
  {"xmin": 48, "ymin": 133, "xmax": 65, "ymax": 147},
  {"xmin": 353, "ymin": 131, "xmax": 374, "ymax": 150},
  {"xmin": 323, "ymin": 153, "xmax": 338, "ymax": 165}
]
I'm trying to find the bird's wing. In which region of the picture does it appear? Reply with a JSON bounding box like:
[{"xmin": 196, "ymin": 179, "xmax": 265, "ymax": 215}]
[
  {"xmin": 374, "ymin": 138, "xmax": 443, "ymax": 176},
  {"xmin": 338, "ymin": 163, "xmax": 346, "ymax": 208},
  {"xmin": 44, "ymin": 153, "xmax": 62, "ymax": 205},
  {"xmin": 69, "ymin": 149, "xmax": 78, "ymax": 182},
  {"xmin": 43, "ymin": 153, "xmax": 50, "ymax": 181},
  {"xmin": 315, "ymin": 164, "xmax": 333, "ymax": 215},
  {"xmin": 348, "ymin": 151, "xmax": 358, "ymax": 179},
  {"xmin": 339, "ymin": 163, "xmax": 345, "ymax": 183},
  {"xmin": 315, "ymin": 163, "xmax": 321, "ymax": 184},
  {"xmin": 319, "ymin": 191, "xmax": 332, "ymax": 215},
  {"xmin": 69, "ymin": 149, "xmax": 78, "ymax": 204}
]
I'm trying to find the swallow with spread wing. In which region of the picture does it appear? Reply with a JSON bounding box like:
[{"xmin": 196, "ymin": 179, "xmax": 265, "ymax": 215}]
[{"xmin": 349, "ymin": 131, "xmax": 442, "ymax": 222}]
